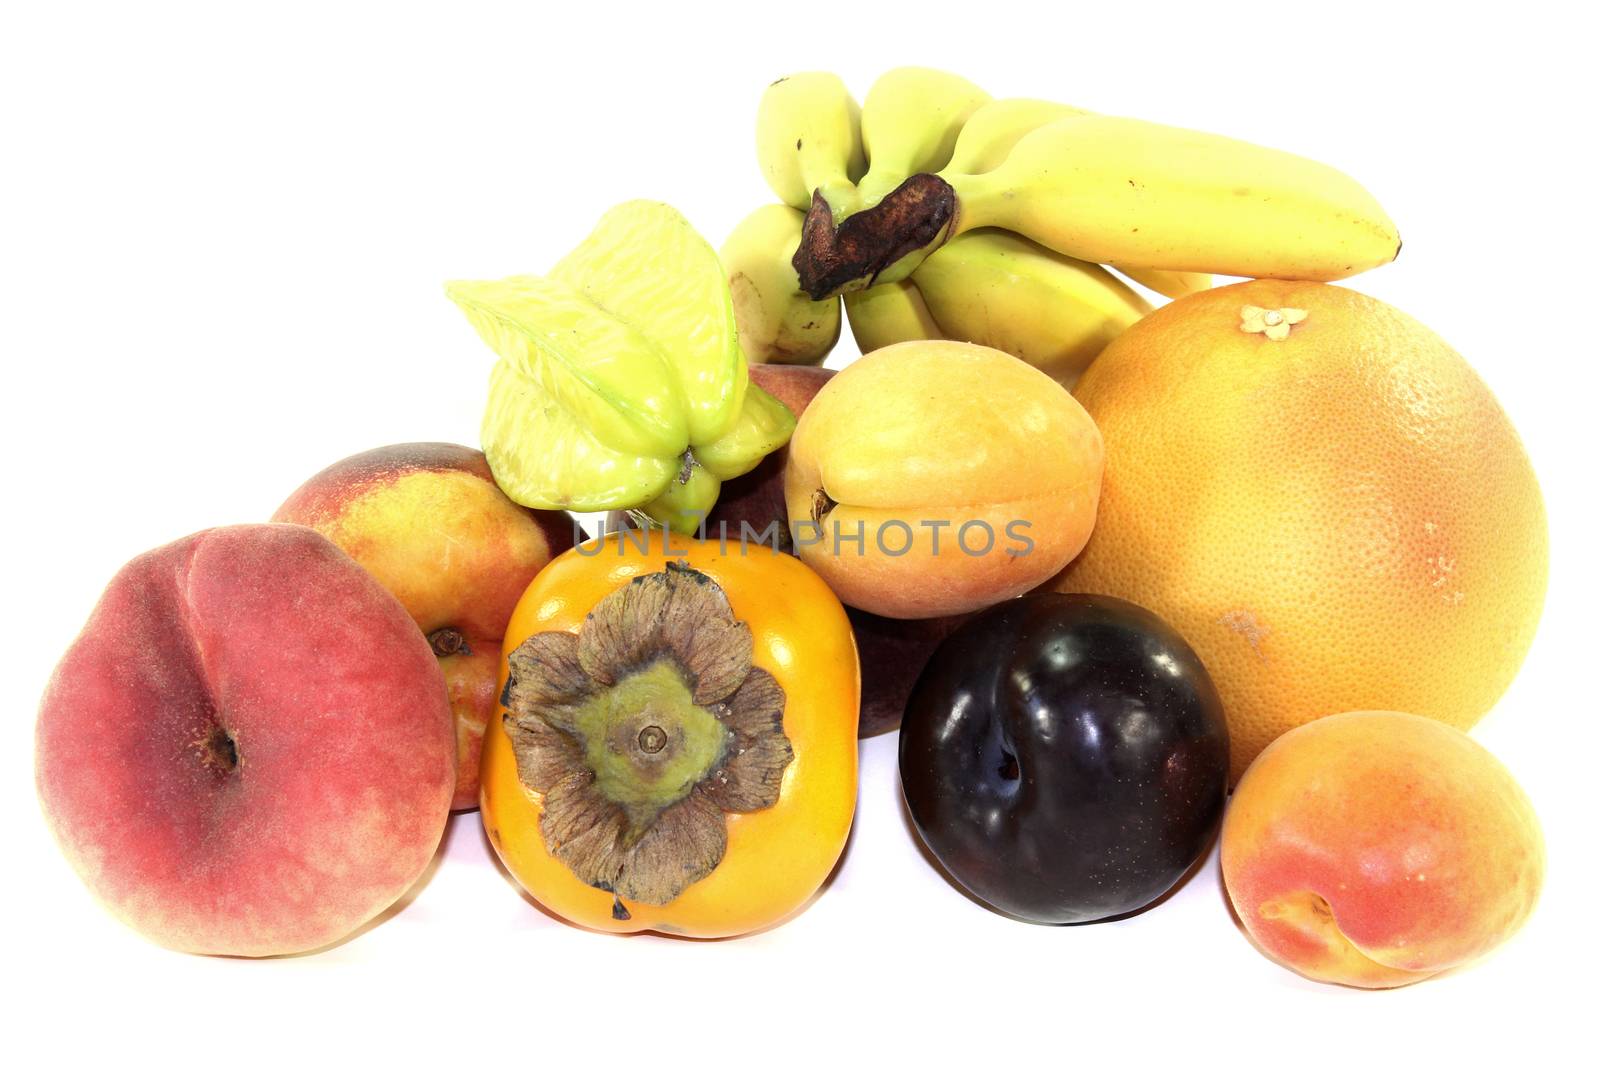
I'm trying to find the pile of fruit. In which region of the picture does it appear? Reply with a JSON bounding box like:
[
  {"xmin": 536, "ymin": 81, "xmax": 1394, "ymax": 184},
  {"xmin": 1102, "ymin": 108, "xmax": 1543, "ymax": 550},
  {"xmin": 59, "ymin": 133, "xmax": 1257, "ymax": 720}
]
[{"xmin": 34, "ymin": 68, "xmax": 1548, "ymax": 989}]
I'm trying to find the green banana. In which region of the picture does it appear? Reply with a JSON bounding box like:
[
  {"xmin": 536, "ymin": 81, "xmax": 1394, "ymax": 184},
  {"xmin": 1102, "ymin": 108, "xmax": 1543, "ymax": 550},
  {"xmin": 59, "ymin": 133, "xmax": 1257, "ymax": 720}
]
[
  {"xmin": 854, "ymin": 67, "xmax": 990, "ymax": 210},
  {"xmin": 845, "ymin": 229, "xmax": 1150, "ymax": 386},
  {"xmin": 721, "ymin": 204, "xmax": 841, "ymax": 365},
  {"xmin": 914, "ymin": 230, "xmax": 1151, "ymax": 386},
  {"xmin": 756, "ymin": 72, "xmax": 866, "ymax": 217},
  {"xmin": 844, "ymin": 278, "xmax": 944, "ymax": 353}
]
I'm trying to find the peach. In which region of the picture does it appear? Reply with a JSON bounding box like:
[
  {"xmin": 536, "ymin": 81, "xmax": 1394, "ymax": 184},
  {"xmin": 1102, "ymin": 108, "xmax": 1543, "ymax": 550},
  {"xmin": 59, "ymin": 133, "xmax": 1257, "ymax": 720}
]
[
  {"xmin": 784, "ymin": 340, "xmax": 1104, "ymax": 619},
  {"xmin": 273, "ymin": 443, "xmax": 577, "ymax": 808},
  {"xmin": 1221, "ymin": 711, "xmax": 1544, "ymax": 988},
  {"xmin": 35, "ymin": 524, "xmax": 455, "ymax": 956}
]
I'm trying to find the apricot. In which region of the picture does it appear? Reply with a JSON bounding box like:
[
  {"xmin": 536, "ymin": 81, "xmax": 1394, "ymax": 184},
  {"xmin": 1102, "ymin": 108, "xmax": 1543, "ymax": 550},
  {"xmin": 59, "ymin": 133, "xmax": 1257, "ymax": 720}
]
[
  {"xmin": 273, "ymin": 443, "xmax": 577, "ymax": 808},
  {"xmin": 707, "ymin": 364, "xmax": 973, "ymax": 734},
  {"xmin": 784, "ymin": 340, "xmax": 1103, "ymax": 619},
  {"xmin": 35, "ymin": 525, "xmax": 455, "ymax": 956},
  {"xmin": 1221, "ymin": 711, "xmax": 1543, "ymax": 988}
]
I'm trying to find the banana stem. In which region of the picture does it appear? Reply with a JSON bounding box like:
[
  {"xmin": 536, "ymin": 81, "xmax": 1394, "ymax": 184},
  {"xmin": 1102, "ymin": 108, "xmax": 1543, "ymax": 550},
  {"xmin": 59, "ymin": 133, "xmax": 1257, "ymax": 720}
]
[
  {"xmin": 814, "ymin": 180, "xmax": 862, "ymax": 222},
  {"xmin": 792, "ymin": 174, "xmax": 957, "ymax": 300}
]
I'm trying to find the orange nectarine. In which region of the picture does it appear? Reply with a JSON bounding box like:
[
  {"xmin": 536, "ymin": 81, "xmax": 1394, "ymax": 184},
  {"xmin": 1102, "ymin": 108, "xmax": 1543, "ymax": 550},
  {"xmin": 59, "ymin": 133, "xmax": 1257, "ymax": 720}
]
[
  {"xmin": 274, "ymin": 443, "xmax": 577, "ymax": 809},
  {"xmin": 1221, "ymin": 711, "xmax": 1543, "ymax": 988}
]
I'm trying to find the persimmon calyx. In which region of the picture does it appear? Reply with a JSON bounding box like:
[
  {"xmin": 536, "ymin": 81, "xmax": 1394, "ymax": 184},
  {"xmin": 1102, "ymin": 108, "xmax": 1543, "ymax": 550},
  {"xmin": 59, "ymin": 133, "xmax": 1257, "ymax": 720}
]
[{"xmin": 502, "ymin": 562, "xmax": 793, "ymax": 907}]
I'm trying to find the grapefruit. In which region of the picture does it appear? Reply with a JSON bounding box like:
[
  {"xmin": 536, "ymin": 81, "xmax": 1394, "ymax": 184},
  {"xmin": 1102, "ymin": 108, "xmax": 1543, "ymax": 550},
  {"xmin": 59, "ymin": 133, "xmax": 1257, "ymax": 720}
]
[{"xmin": 1055, "ymin": 280, "xmax": 1547, "ymax": 781}]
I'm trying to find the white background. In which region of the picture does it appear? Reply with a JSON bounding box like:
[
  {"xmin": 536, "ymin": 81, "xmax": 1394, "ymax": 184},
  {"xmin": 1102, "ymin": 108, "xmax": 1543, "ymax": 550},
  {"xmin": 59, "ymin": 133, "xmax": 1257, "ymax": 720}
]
[{"xmin": 4, "ymin": 2, "xmax": 1596, "ymax": 1062}]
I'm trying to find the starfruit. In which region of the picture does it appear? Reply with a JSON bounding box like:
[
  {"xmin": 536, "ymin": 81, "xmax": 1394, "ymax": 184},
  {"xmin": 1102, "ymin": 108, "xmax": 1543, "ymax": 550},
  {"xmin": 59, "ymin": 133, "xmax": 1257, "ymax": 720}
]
[{"xmin": 447, "ymin": 201, "xmax": 795, "ymax": 533}]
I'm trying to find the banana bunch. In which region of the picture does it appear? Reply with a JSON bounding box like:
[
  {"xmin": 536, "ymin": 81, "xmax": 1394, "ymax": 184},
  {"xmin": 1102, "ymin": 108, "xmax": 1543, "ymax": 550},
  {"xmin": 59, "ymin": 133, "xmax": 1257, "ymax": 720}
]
[
  {"xmin": 735, "ymin": 70, "xmax": 1190, "ymax": 371},
  {"xmin": 733, "ymin": 67, "xmax": 1400, "ymax": 369}
]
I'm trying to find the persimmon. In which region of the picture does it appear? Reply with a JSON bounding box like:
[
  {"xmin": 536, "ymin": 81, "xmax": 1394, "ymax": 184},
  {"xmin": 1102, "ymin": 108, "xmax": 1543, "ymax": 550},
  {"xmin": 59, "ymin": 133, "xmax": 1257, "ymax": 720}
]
[{"xmin": 481, "ymin": 530, "xmax": 859, "ymax": 937}]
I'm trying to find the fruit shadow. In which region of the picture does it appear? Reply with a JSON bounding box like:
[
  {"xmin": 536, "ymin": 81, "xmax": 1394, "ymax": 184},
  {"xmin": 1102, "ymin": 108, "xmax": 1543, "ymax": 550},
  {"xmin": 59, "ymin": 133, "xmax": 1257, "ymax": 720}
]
[
  {"xmin": 475, "ymin": 805, "xmax": 860, "ymax": 943},
  {"xmin": 895, "ymin": 787, "xmax": 1221, "ymax": 928}
]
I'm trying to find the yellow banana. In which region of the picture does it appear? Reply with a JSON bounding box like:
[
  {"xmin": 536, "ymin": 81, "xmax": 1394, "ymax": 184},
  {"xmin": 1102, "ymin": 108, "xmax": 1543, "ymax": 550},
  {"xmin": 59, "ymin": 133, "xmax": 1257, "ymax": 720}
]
[
  {"xmin": 721, "ymin": 204, "xmax": 841, "ymax": 366},
  {"xmin": 943, "ymin": 99, "xmax": 1217, "ymax": 302},
  {"xmin": 951, "ymin": 115, "xmax": 1400, "ymax": 280},
  {"xmin": 854, "ymin": 67, "xmax": 989, "ymax": 209},
  {"xmin": 936, "ymin": 102, "xmax": 1211, "ymax": 318},
  {"xmin": 1115, "ymin": 266, "xmax": 1213, "ymax": 300},
  {"xmin": 756, "ymin": 72, "xmax": 866, "ymax": 214},
  {"xmin": 844, "ymin": 279, "xmax": 943, "ymax": 354},
  {"xmin": 941, "ymin": 97, "xmax": 1088, "ymax": 175},
  {"xmin": 942, "ymin": 100, "xmax": 1211, "ymax": 299}
]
